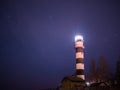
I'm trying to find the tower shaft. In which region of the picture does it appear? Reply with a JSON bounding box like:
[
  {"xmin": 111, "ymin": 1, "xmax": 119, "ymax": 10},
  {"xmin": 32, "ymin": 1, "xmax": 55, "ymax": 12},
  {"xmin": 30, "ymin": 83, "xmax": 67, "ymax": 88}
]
[{"xmin": 75, "ymin": 39, "xmax": 85, "ymax": 80}]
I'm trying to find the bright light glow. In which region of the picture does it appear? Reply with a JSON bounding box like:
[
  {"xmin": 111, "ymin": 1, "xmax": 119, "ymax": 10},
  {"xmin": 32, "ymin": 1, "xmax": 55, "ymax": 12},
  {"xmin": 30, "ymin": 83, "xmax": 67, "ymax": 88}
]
[
  {"xmin": 86, "ymin": 82, "xmax": 90, "ymax": 86},
  {"xmin": 75, "ymin": 35, "xmax": 83, "ymax": 42}
]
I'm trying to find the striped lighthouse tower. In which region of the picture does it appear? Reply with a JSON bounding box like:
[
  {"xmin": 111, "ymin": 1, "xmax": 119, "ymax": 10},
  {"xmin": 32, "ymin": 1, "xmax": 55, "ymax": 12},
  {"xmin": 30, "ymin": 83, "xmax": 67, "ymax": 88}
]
[{"xmin": 75, "ymin": 35, "xmax": 85, "ymax": 80}]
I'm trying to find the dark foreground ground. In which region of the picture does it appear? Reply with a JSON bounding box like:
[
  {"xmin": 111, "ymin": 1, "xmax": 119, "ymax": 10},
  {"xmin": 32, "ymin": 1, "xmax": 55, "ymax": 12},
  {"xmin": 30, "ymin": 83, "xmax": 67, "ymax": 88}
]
[
  {"xmin": 42, "ymin": 87, "xmax": 120, "ymax": 90},
  {"xmin": 1, "ymin": 87, "xmax": 120, "ymax": 90}
]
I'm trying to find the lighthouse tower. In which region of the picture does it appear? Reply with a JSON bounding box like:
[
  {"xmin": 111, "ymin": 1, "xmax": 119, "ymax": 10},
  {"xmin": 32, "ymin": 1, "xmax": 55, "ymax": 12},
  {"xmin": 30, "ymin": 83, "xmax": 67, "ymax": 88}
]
[{"xmin": 75, "ymin": 35, "xmax": 85, "ymax": 80}]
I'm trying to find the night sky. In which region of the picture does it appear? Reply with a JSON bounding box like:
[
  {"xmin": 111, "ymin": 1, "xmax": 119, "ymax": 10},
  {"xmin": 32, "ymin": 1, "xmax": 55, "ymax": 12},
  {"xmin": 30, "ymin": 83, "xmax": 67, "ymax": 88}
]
[{"xmin": 1, "ymin": 0, "xmax": 120, "ymax": 89}]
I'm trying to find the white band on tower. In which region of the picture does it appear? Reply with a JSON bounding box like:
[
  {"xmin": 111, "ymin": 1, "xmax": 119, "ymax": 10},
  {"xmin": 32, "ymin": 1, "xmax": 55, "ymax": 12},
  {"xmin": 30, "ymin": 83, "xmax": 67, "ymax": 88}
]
[{"xmin": 76, "ymin": 52, "xmax": 84, "ymax": 59}]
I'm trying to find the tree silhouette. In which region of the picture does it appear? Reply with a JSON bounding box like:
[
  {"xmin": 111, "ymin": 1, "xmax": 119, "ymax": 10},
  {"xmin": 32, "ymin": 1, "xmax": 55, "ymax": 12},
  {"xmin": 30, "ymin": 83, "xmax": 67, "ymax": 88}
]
[
  {"xmin": 88, "ymin": 56, "xmax": 110, "ymax": 82},
  {"xmin": 98, "ymin": 56, "xmax": 110, "ymax": 82},
  {"xmin": 115, "ymin": 60, "xmax": 120, "ymax": 85},
  {"xmin": 89, "ymin": 58, "xmax": 96, "ymax": 82}
]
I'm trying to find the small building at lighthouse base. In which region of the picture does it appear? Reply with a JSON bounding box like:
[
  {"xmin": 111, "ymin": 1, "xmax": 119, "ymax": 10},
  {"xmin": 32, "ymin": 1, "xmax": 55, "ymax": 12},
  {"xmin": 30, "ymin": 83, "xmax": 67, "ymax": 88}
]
[{"xmin": 59, "ymin": 75, "xmax": 85, "ymax": 90}]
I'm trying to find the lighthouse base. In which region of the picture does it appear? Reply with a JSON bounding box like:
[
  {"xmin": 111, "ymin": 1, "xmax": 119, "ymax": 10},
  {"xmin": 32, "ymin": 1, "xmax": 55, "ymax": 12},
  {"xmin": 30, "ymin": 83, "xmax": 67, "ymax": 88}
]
[{"xmin": 59, "ymin": 75, "xmax": 85, "ymax": 90}]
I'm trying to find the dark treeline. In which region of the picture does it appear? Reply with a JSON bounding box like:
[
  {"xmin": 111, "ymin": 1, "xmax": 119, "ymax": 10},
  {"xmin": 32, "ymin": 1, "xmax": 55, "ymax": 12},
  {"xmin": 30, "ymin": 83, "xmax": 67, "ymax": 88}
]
[{"xmin": 87, "ymin": 56, "xmax": 120, "ymax": 86}]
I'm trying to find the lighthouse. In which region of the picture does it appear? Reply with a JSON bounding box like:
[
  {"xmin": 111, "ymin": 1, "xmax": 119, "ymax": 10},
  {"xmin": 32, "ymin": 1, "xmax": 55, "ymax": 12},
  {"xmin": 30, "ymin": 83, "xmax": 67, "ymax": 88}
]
[
  {"xmin": 60, "ymin": 35, "xmax": 86, "ymax": 89},
  {"xmin": 75, "ymin": 35, "xmax": 85, "ymax": 80}
]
